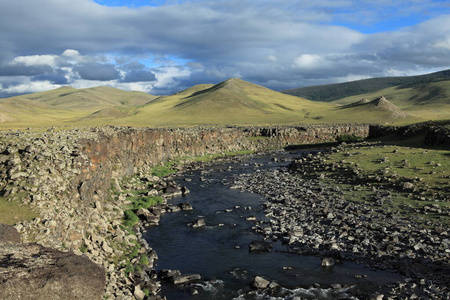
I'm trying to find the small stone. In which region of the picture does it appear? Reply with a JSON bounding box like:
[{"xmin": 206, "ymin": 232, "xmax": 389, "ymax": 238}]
[{"xmin": 321, "ymin": 257, "xmax": 335, "ymax": 267}]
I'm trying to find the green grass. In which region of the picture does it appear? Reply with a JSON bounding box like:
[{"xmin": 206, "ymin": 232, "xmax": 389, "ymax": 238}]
[
  {"xmin": 0, "ymin": 196, "xmax": 37, "ymax": 225},
  {"xmin": 318, "ymin": 144, "xmax": 450, "ymax": 225}
]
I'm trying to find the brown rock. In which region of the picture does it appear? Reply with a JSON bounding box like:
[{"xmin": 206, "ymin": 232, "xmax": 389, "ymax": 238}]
[
  {"xmin": 0, "ymin": 223, "xmax": 21, "ymax": 243},
  {"xmin": 0, "ymin": 242, "xmax": 105, "ymax": 300}
]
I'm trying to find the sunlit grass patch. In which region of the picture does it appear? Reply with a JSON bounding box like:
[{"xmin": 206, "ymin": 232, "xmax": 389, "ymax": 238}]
[{"xmin": 0, "ymin": 196, "xmax": 37, "ymax": 225}]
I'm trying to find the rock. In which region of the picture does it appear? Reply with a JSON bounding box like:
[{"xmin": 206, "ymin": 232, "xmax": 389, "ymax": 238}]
[
  {"xmin": 321, "ymin": 257, "xmax": 335, "ymax": 267},
  {"xmin": 178, "ymin": 201, "xmax": 193, "ymax": 211},
  {"xmin": 181, "ymin": 186, "xmax": 190, "ymax": 195},
  {"xmin": 164, "ymin": 186, "xmax": 183, "ymax": 197},
  {"xmin": 188, "ymin": 218, "xmax": 206, "ymax": 228},
  {"xmin": 0, "ymin": 242, "xmax": 105, "ymax": 300},
  {"xmin": 0, "ymin": 223, "xmax": 21, "ymax": 243},
  {"xmin": 134, "ymin": 285, "xmax": 146, "ymax": 300},
  {"xmin": 402, "ymin": 182, "xmax": 414, "ymax": 190},
  {"xmin": 159, "ymin": 269, "xmax": 181, "ymax": 280},
  {"xmin": 249, "ymin": 240, "xmax": 272, "ymax": 252},
  {"xmin": 252, "ymin": 276, "xmax": 270, "ymax": 289},
  {"xmin": 170, "ymin": 274, "xmax": 201, "ymax": 284}
]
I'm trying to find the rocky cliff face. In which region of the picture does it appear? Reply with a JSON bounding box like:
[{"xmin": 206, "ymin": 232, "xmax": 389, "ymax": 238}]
[
  {"xmin": 368, "ymin": 121, "xmax": 450, "ymax": 147},
  {"xmin": 0, "ymin": 124, "xmax": 369, "ymax": 298}
]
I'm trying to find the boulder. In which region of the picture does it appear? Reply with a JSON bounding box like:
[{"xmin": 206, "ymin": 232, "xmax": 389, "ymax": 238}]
[
  {"xmin": 170, "ymin": 274, "xmax": 201, "ymax": 284},
  {"xmin": 188, "ymin": 218, "xmax": 206, "ymax": 228},
  {"xmin": 164, "ymin": 186, "xmax": 182, "ymax": 197},
  {"xmin": 178, "ymin": 201, "xmax": 193, "ymax": 211},
  {"xmin": 252, "ymin": 276, "xmax": 270, "ymax": 289},
  {"xmin": 0, "ymin": 242, "xmax": 105, "ymax": 300}
]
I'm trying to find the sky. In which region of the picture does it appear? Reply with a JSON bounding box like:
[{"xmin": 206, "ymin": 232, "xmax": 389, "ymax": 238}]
[{"xmin": 1, "ymin": 0, "xmax": 450, "ymax": 98}]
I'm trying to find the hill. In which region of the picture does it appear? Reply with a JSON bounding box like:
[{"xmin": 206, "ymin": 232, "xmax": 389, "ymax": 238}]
[
  {"xmin": 282, "ymin": 69, "xmax": 450, "ymax": 102},
  {"xmin": 332, "ymin": 79, "xmax": 450, "ymax": 121},
  {"xmin": 0, "ymin": 78, "xmax": 444, "ymax": 128},
  {"xmin": 119, "ymin": 78, "xmax": 332, "ymax": 126},
  {"xmin": 0, "ymin": 86, "xmax": 156, "ymax": 127},
  {"xmin": 10, "ymin": 86, "xmax": 156, "ymax": 109}
]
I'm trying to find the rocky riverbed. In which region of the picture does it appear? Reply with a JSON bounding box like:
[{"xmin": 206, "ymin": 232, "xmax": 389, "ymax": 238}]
[{"xmin": 231, "ymin": 146, "xmax": 450, "ymax": 299}]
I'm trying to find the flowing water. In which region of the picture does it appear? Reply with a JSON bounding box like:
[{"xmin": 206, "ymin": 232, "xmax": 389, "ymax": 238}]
[{"xmin": 144, "ymin": 151, "xmax": 403, "ymax": 299}]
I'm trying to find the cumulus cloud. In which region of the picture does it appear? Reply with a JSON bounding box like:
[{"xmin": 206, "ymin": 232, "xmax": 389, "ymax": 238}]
[{"xmin": 0, "ymin": 0, "xmax": 449, "ymax": 97}]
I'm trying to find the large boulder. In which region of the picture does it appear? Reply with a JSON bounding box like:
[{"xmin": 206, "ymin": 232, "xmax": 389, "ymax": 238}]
[{"xmin": 0, "ymin": 242, "xmax": 105, "ymax": 300}]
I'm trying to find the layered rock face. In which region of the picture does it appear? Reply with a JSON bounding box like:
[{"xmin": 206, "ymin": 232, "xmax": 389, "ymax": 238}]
[{"xmin": 0, "ymin": 124, "xmax": 369, "ymax": 298}]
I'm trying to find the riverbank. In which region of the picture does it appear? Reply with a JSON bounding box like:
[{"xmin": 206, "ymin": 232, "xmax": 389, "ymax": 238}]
[
  {"xmin": 232, "ymin": 142, "xmax": 449, "ymax": 299},
  {"xmin": 0, "ymin": 124, "xmax": 368, "ymax": 299}
]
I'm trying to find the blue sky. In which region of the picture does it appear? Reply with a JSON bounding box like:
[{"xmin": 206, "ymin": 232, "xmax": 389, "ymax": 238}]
[{"xmin": 1, "ymin": 0, "xmax": 450, "ymax": 97}]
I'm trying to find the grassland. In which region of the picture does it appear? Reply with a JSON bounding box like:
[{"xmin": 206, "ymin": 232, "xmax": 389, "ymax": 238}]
[
  {"xmin": 0, "ymin": 76, "xmax": 448, "ymax": 128},
  {"xmin": 333, "ymin": 80, "xmax": 450, "ymax": 121},
  {"xmin": 319, "ymin": 143, "xmax": 450, "ymax": 225},
  {"xmin": 0, "ymin": 196, "xmax": 37, "ymax": 225},
  {"xmin": 282, "ymin": 69, "xmax": 450, "ymax": 102}
]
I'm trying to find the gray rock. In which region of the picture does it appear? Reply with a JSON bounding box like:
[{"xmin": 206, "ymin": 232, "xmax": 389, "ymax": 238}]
[
  {"xmin": 252, "ymin": 276, "xmax": 270, "ymax": 289},
  {"xmin": 170, "ymin": 274, "xmax": 201, "ymax": 284},
  {"xmin": 188, "ymin": 219, "xmax": 206, "ymax": 228}
]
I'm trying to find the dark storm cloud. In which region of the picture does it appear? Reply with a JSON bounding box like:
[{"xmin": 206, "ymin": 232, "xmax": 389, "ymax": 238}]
[
  {"xmin": 31, "ymin": 74, "xmax": 68, "ymax": 85},
  {"xmin": 73, "ymin": 62, "xmax": 120, "ymax": 81},
  {"xmin": 0, "ymin": 64, "xmax": 53, "ymax": 77}
]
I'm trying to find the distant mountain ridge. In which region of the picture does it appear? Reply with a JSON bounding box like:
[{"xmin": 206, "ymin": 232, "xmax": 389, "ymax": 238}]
[{"xmin": 282, "ymin": 69, "xmax": 450, "ymax": 102}]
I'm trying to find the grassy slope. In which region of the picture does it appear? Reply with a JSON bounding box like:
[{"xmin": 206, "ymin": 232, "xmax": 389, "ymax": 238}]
[
  {"xmin": 333, "ymin": 80, "xmax": 450, "ymax": 121},
  {"xmin": 0, "ymin": 86, "xmax": 157, "ymax": 128},
  {"xmin": 282, "ymin": 69, "xmax": 450, "ymax": 102},
  {"xmin": 119, "ymin": 78, "xmax": 333, "ymax": 126}
]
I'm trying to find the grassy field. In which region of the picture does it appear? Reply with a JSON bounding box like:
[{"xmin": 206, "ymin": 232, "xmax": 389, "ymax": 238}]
[
  {"xmin": 321, "ymin": 143, "xmax": 450, "ymax": 225},
  {"xmin": 0, "ymin": 196, "xmax": 37, "ymax": 225}
]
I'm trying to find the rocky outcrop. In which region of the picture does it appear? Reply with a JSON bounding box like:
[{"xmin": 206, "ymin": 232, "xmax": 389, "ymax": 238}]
[{"xmin": 369, "ymin": 120, "xmax": 450, "ymax": 147}]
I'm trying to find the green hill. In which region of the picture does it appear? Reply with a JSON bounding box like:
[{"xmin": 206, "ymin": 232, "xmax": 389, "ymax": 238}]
[
  {"xmin": 333, "ymin": 79, "xmax": 450, "ymax": 121},
  {"xmin": 0, "ymin": 86, "xmax": 157, "ymax": 128},
  {"xmin": 119, "ymin": 78, "xmax": 332, "ymax": 126},
  {"xmin": 282, "ymin": 69, "xmax": 450, "ymax": 102}
]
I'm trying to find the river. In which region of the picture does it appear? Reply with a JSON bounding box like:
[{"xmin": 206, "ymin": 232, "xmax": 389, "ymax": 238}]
[{"xmin": 144, "ymin": 150, "xmax": 403, "ymax": 299}]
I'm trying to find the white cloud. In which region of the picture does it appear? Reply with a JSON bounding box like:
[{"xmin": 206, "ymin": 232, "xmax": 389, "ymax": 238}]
[
  {"xmin": 294, "ymin": 54, "xmax": 326, "ymax": 70},
  {"xmin": 434, "ymin": 37, "xmax": 450, "ymax": 50},
  {"xmin": 11, "ymin": 54, "xmax": 59, "ymax": 68},
  {"xmin": 62, "ymin": 49, "xmax": 82, "ymax": 60},
  {"xmin": 3, "ymin": 80, "xmax": 60, "ymax": 94},
  {"xmin": 267, "ymin": 55, "xmax": 277, "ymax": 62}
]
